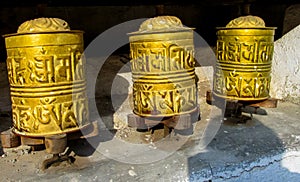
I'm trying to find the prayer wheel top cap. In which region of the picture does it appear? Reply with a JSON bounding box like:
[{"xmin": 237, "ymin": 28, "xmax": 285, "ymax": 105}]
[
  {"xmin": 129, "ymin": 16, "xmax": 193, "ymax": 35},
  {"xmin": 17, "ymin": 17, "xmax": 70, "ymax": 33},
  {"xmin": 3, "ymin": 17, "xmax": 82, "ymax": 38},
  {"xmin": 217, "ymin": 15, "xmax": 276, "ymax": 29}
]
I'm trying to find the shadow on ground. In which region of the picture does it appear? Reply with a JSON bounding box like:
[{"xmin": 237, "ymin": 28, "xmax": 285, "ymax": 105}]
[
  {"xmin": 70, "ymin": 54, "xmax": 131, "ymax": 157},
  {"xmin": 95, "ymin": 54, "xmax": 130, "ymax": 129},
  {"xmin": 188, "ymin": 110, "xmax": 300, "ymax": 181}
]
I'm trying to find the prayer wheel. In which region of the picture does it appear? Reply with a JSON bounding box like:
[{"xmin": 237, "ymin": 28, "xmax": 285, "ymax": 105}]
[
  {"xmin": 3, "ymin": 18, "xmax": 89, "ymax": 137},
  {"xmin": 129, "ymin": 16, "xmax": 198, "ymax": 117},
  {"xmin": 213, "ymin": 15, "xmax": 276, "ymax": 101}
]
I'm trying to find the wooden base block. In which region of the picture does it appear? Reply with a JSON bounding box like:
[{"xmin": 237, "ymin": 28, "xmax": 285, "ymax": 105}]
[
  {"xmin": 206, "ymin": 90, "xmax": 278, "ymax": 109},
  {"xmin": 45, "ymin": 134, "xmax": 67, "ymax": 154},
  {"xmin": 21, "ymin": 136, "xmax": 44, "ymax": 146},
  {"xmin": 0, "ymin": 128, "xmax": 20, "ymax": 148},
  {"xmin": 128, "ymin": 107, "xmax": 200, "ymax": 131},
  {"xmin": 67, "ymin": 121, "xmax": 99, "ymax": 141},
  {"xmin": 11, "ymin": 121, "xmax": 99, "ymax": 152},
  {"xmin": 206, "ymin": 90, "xmax": 278, "ymax": 124},
  {"xmin": 248, "ymin": 98, "xmax": 278, "ymax": 108}
]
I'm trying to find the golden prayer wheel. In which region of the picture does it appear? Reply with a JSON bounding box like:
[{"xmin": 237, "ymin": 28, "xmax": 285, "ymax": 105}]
[
  {"xmin": 129, "ymin": 16, "xmax": 198, "ymax": 117},
  {"xmin": 213, "ymin": 15, "xmax": 276, "ymax": 101},
  {"xmin": 3, "ymin": 18, "xmax": 89, "ymax": 137}
]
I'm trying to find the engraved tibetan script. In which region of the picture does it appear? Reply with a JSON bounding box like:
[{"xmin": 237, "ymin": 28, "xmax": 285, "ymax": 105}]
[
  {"xmin": 131, "ymin": 42, "xmax": 194, "ymax": 73},
  {"xmin": 217, "ymin": 40, "xmax": 273, "ymax": 63},
  {"xmin": 7, "ymin": 47, "xmax": 85, "ymax": 85}
]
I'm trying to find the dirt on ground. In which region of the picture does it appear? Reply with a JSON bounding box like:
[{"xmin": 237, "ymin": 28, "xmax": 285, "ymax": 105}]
[{"xmin": 0, "ymin": 55, "xmax": 212, "ymax": 181}]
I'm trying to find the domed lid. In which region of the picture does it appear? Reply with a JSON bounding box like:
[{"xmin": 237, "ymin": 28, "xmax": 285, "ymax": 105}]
[
  {"xmin": 129, "ymin": 16, "xmax": 193, "ymax": 35},
  {"xmin": 217, "ymin": 15, "xmax": 276, "ymax": 30},
  {"xmin": 226, "ymin": 15, "xmax": 265, "ymax": 28},
  {"xmin": 17, "ymin": 17, "xmax": 70, "ymax": 33}
]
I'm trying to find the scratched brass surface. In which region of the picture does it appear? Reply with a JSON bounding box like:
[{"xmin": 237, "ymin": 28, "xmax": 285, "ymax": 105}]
[
  {"xmin": 129, "ymin": 16, "xmax": 197, "ymax": 117},
  {"xmin": 213, "ymin": 15, "xmax": 276, "ymax": 101},
  {"xmin": 3, "ymin": 18, "xmax": 89, "ymax": 137}
]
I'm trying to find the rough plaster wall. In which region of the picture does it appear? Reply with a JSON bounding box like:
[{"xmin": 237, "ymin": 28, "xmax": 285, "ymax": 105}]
[{"xmin": 270, "ymin": 24, "xmax": 300, "ymax": 104}]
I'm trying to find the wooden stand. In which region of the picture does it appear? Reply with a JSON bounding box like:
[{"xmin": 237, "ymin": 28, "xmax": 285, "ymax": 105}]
[
  {"xmin": 127, "ymin": 107, "xmax": 200, "ymax": 136},
  {"xmin": 0, "ymin": 121, "xmax": 99, "ymax": 169},
  {"xmin": 206, "ymin": 90, "xmax": 278, "ymax": 123},
  {"xmin": 0, "ymin": 128, "xmax": 20, "ymax": 148}
]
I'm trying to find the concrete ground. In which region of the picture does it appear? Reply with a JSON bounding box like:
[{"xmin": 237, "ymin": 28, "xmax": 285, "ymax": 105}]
[{"xmin": 0, "ymin": 56, "xmax": 300, "ymax": 181}]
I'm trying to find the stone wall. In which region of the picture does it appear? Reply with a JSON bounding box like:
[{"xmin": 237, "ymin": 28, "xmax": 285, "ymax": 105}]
[{"xmin": 270, "ymin": 24, "xmax": 300, "ymax": 104}]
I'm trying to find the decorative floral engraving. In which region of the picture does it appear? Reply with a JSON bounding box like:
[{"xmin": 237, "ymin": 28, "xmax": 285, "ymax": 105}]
[
  {"xmin": 137, "ymin": 16, "xmax": 190, "ymax": 33},
  {"xmin": 17, "ymin": 18, "xmax": 70, "ymax": 33},
  {"xmin": 226, "ymin": 15, "xmax": 265, "ymax": 28}
]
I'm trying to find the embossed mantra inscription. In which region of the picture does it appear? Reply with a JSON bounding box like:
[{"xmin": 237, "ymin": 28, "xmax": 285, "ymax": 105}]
[
  {"xmin": 129, "ymin": 16, "xmax": 197, "ymax": 117},
  {"xmin": 4, "ymin": 18, "xmax": 89, "ymax": 136},
  {"xmin": 213, "ymin": 15, "xmax": 276, "ymax": 101}
]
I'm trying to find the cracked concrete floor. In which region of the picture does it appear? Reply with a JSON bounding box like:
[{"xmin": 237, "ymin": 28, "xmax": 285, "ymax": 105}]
[{"xmin": 1, "ymin": 57, "xmax": 300, "ymax": 181}]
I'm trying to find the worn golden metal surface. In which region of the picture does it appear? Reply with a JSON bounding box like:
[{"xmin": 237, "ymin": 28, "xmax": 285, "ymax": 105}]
[
  {"xmin": 213, "ymin": 15, "xmax": 276, "ymax": 101},
  {"xmin": 129, "ymin": 16, "xmax": 197, "ymax": 117},
  {"xmin": 3, "ymin": 18, "xmax": 89, "ymax": 137}
]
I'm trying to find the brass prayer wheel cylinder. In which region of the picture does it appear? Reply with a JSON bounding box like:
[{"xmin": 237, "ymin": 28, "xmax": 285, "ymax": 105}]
[
  {"xmin": 129, "ymin": 16, "xmax": 197, "ymax": 117},
  {"xmin": 3, "ymin": 18, "xmax": 89, "ymax": 137},
  {"xmin": 213, "ymin": 15, "xmax": 276, "ymax": 101}
]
